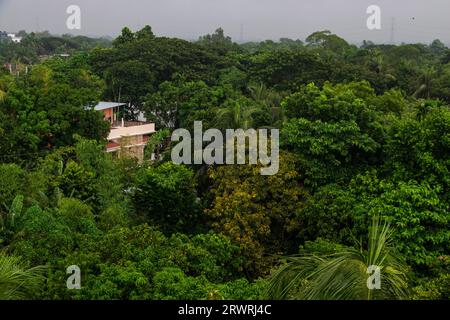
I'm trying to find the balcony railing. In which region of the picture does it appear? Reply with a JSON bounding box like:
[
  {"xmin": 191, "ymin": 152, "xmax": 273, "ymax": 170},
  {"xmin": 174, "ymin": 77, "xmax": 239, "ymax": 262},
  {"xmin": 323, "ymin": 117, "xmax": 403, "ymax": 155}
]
[{"xmin": 111, "ymin": 120, "xmax": 150, "ymax": 128}]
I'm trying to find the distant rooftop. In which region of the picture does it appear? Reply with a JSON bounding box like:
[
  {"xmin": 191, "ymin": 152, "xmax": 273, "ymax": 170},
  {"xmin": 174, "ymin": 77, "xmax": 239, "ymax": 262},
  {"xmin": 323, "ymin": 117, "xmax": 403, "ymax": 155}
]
[
  {"xmin": 94, "ymin": 101, "xmax": 127, "ymax": 111},
  {"xmin": 7, "ymin": 33, "xmax": 22, "ymax": 43}
]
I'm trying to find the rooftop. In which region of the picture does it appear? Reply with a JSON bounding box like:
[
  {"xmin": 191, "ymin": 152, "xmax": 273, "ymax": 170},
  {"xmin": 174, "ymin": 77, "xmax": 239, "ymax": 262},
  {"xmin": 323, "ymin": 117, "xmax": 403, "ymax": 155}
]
[{"xmin": 94, "ymin": 101, "xmax": 127, "ymax": 111}]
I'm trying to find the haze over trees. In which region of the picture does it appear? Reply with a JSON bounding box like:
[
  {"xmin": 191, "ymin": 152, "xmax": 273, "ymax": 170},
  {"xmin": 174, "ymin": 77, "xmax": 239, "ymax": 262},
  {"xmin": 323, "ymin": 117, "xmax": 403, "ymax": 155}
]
[{"xmin": 0, "ymin": 26, "xmax": 448, "ymax": 300}]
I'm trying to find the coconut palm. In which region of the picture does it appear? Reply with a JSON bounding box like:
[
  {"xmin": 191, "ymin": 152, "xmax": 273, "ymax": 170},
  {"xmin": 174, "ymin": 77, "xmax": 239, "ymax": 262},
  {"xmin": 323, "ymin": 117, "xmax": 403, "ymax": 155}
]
[
  {"xmin": 215, "ymin": 101, "xmax": 260, "ymax": 130},
  {"xmin": 0, "ymin": 78, "xmax": 9, "ymax": 103},
  {"xmin": 248, "ymin": 83, "xmax": 285, "ymax": 125},
  {"xmin": 0, "ymin": 253, "xmax": 45, "ymax": 300},
  {"xmin": 369, "ymin": 49, "xmax": 384, "ymax": 74},
  {"xmin": 268, "ymin": 215, "xmax": 410, "ymax": 300},
  {"xmin": 413, "ymin": 66, "xmax": 437, "ymax": 99},
  {"xmin": 0, "ymin": 196, "xmax": 46, "ymax": 300},
  {"xmin": 0, "ymin": 72, "xmax": 16, "ymax": 103}
]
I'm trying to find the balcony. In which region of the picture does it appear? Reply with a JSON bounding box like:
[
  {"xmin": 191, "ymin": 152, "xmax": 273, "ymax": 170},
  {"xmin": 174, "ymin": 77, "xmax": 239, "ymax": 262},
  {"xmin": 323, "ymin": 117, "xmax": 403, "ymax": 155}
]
[
  {"xmin": 108, "ymin": 122, "xmax": 156, "ymax": 141},
  {"xmin": 111, "ymin": 120, "xmax": 150, "ymax": 128}
]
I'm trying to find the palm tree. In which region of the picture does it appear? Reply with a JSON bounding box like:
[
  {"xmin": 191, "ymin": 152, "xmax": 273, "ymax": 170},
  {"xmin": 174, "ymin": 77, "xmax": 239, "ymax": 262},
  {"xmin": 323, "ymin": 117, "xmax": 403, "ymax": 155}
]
[
  {"xmin": 0, "ymin": 253, "xmax": 45, "ymax": 300},
  {"xmin": 248, "ymin": 83, "xmax": 285, "ymax": 127},
  {"xmin": 0, "ymin": 72, "xmax": 16, "ymax": 103},
  {"xmin": 215, "ymin": 101, "xmax": 259, "ymax": 130},
  {"xmin": 371, "ymin": 49, "xmax": 384, "ymax": 74},
  {"xmin": 413, "ymin": 66, "xmax": 437, "ymax": 99},
  {"xmin": 0, "ymin": 196, "xmax": 46, "ymax": 300},
  {"xmin": 268, "ymin": 216, "xmax": 410, "ymax": 300},
  {"xmin": 0, "ymin": 78, "xmax": 9, "ymax": 103}
]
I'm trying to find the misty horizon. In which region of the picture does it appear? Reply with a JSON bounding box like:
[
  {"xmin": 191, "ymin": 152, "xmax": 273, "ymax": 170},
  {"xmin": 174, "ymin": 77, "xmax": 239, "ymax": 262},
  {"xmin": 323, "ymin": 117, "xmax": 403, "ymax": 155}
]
[{"xmin": 1, "ymin": 0, "xmax": 450, "ymax": 45}]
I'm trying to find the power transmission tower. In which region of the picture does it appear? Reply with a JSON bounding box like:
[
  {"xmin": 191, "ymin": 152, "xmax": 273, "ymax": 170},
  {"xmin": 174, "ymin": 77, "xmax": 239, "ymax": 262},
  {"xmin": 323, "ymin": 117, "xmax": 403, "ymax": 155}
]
[{"xmin": 390, "ymin": 17, "xmax": 396, "ymax": 44}]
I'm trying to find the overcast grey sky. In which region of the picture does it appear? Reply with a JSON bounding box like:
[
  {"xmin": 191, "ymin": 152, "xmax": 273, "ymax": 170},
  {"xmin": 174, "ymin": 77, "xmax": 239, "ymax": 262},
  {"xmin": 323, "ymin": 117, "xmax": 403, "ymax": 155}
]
[{"xmin": 1, "ymin": 0, "xmax": 449, "ymax": 44}]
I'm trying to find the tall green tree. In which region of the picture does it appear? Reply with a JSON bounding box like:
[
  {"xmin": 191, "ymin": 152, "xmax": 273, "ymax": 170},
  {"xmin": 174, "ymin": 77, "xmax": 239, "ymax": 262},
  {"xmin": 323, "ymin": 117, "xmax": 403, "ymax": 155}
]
[{"xmin": 133, "ymin": 162, "xmax": 201, "ymax": 234}]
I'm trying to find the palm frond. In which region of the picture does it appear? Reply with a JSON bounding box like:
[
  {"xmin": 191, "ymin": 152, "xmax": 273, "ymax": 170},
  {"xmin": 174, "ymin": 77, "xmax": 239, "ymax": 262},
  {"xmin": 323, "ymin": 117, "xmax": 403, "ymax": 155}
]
[
  {"xmin": 268, "ymin": 216, "xmax": 410, "ymax": 300},
  {"xmin": 0, "ymin": 253, "xmax": 46, "ymax": 300}
]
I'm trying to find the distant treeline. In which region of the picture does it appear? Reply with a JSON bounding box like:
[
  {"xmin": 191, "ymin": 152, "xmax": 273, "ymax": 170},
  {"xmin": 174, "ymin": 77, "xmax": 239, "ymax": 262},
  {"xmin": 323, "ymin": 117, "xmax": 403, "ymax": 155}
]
[{"xmin": 0, "ymin": 30, "xmax": 112, "ymax": 64}]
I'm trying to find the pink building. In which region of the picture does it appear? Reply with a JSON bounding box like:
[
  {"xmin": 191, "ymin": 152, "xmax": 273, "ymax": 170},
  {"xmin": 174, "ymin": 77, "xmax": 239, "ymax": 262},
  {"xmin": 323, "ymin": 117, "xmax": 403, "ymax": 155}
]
[{"xmin": 95, "ymin": 102, "xmax": 156, "ymax": 162}]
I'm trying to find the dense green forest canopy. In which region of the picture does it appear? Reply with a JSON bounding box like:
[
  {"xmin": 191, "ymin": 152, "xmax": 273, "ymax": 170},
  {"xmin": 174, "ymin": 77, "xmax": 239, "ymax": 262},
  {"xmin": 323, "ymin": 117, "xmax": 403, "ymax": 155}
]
[{"xmin": 0, "ymin": 27, "xmax": 448, "ymax": 300}]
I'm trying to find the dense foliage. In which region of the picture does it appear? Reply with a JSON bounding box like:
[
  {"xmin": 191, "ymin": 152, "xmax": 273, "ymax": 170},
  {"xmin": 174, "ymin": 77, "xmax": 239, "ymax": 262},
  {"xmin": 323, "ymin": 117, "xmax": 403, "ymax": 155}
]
[{"xmin": 0, "ymin": 26, "xmax": 448, "ymax": 300}]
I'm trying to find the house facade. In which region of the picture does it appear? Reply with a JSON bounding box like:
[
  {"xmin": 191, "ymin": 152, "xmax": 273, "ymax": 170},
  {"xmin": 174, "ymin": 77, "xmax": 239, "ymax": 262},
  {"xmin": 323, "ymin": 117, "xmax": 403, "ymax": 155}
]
[
  {"xmin": 94, "ymin": 102, "xmax": 156, "ymax": 162},
  {"xmin": 7, "ymin": 33, "xmax": 22, "ymax": 43}
]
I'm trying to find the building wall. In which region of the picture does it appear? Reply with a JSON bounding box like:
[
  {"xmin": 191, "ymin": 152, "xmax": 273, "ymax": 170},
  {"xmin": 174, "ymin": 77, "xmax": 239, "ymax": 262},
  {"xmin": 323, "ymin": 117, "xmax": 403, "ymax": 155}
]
[
  {"xmin": 101, "ymin": 105, "xmax": 155, "ymax": 163},
  {"xmin": 103, "ymin": 108, "xmax": 114, "ymax": 122},
  {"xmin": 121, "ymin": 145, "xmax": 145, "ymax": 163},
  {"xmin": 107, "ymin": 134, "xmax": 147, "ymax": 163}
]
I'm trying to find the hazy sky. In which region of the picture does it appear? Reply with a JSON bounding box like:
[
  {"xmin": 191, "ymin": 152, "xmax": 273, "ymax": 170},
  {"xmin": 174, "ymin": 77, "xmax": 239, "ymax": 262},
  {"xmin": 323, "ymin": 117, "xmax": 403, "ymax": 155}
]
[{"xmin": 1, "ymin": 0, "xmax": 449, "ymax": 44}]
